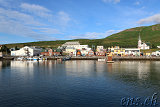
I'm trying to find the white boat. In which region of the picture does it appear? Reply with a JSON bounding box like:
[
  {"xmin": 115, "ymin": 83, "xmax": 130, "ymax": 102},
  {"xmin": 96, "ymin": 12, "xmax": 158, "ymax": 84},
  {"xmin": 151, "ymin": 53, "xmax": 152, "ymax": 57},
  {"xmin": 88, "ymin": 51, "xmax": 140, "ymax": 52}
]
[
  {"xmin": 27, "ymin": 57, "xmax": 33, "ymax": 60},
  {"xmin": 98, "ymin": 58, "xmax": 106, "ymax": 61},
  {"xmin": 17, "ymin": 57, "xmax": 24, "ymax": 61},
  {"xmin": 33, "ymin": 57, "xmax": 39, "ymax": 61}
]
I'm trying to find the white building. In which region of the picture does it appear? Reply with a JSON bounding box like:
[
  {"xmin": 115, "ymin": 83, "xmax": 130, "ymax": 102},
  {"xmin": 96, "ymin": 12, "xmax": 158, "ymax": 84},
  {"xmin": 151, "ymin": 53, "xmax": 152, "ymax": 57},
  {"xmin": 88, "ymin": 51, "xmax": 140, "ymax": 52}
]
[
  {"xmin": 11, "ymin": 46, "xmax": 41, "ymax": 56},
  {"xmin": 62, "ymin": 41, "xmax": 89, "ymax": 50},
  {"xmin": 0, "ymin": 52, "xmax": 3, "ymax": 57},
  {"xmin": 62, "ymin": 41, "xmax": 91, "ymax": 56},
  {"xmin": 62, "ymin": 41, "xmax": 80, "ymax": 48},
  {"xmin": 152, "ymin": 51, "xmax": 160, "ymax": 56},
  {"xmin": 138, "ymin": 35, "xmax": 150, "ymax": 50},
  {"xmin": 157, "ymin": 46, "xmax": 160, "ymax": 49},
  {"xmin": 97, "ymin": 46, "xmax": 104, "ymax": 52},
  {"xmin": 65, "ymin": 47, "xmax": 77, "ymax": 56},
  {"xmin": 125, "ymin": 48, "xmax": 140, "ymax": 56}
]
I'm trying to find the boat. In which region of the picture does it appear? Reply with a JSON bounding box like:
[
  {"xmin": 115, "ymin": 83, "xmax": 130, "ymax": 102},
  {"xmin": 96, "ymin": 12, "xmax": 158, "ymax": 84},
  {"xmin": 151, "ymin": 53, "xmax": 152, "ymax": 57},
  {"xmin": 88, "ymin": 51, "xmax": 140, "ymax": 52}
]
[
  {"xmin": 106, "ymin": 54, "xmax": 114, "ymax": 63},
  {"xmin": 106, "ymin": 61, "xmax": 114, "ymax": 63},
  {"xmin": 33, "ymin": 57, "xmax": 39, "ymax": 61},
  {"xmin": 62, "ymin": 56, "xmax": 71, "ymax": 61},
  {"xmin": 27, "ymin": 57, "xmax": 33, "ymax": 61},
  {"xmin": 17, "ymin": 57, "xmax": 24, "ymax": 61},
  {"xmin": 98, "ymin": 58, "xmax": 106, "ymax": 61}
]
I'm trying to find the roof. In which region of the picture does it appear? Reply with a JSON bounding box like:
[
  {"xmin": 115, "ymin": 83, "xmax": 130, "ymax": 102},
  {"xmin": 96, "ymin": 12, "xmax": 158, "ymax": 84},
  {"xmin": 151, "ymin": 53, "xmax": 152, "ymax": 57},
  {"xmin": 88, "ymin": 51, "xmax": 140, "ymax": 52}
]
[
  {"xmin": 66, "ymin": 47, "xmax": 76, "ymax": 49},
  {"xmin": 62, "ymin": 41, "xmax": 80, "ymax": 46},
  {"xmin": 125, "ymin": 48, "xmax": 140, "ymax": 50}
]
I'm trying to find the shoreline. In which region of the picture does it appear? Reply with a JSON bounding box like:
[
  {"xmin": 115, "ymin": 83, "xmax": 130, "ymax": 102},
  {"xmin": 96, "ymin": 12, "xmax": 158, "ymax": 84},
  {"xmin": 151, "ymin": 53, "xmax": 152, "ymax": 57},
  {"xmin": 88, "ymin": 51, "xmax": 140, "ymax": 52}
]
[{"xmin": 1, "ymin": 56, "xmax": 160, "ymax": 61}]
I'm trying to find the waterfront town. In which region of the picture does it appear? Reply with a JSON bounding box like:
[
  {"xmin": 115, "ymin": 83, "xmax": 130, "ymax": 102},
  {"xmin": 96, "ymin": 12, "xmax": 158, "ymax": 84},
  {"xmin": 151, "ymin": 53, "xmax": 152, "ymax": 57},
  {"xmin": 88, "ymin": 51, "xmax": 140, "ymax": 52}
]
[{"xmin": 0, "ymin": 35, "xmax": 160, "ymax": 59}]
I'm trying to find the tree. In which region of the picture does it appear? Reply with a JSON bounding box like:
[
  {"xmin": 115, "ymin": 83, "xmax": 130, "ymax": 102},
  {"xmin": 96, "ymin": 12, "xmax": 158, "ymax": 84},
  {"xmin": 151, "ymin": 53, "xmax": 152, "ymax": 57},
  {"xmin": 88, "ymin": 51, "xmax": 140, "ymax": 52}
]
[
  {"xmin": 151, "ymin": 44, "xmax": 156, "ymax": 49},
  {"xmin": 15, "ymin": 46, "xmax": 19, "ymax": 50}
]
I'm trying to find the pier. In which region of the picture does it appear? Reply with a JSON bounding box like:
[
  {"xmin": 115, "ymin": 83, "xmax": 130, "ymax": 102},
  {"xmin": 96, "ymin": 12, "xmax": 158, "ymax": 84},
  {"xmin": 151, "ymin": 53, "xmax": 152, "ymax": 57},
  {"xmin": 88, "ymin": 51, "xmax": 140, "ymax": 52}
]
[
  {"xmin": 47, "ymin": 56, "xmax": 106, "ymax": 60},
  {"xmin": 113, "ymin": 56, "xmax": 160, "ymax": 61},
  {"xmin": 1, "ymin": 56, "xmax": 160, "ymax": 61}
]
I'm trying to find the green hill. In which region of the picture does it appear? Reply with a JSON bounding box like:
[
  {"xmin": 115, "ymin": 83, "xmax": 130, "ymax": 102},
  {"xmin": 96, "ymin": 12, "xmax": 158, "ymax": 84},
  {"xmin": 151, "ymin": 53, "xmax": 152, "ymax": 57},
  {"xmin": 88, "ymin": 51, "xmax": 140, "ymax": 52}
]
[{"xmin": 5, "ymin": 24, "xmax": 160, "ymax": 49}]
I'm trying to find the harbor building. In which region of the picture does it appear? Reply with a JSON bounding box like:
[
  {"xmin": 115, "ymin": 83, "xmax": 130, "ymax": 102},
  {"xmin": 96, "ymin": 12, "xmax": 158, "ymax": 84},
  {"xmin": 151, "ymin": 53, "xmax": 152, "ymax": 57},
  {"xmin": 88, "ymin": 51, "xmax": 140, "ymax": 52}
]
[
  {"xmin": 62, "ymin": 41, "xmax": 92, "ymax": 56},
  {"xmin": 125, "ymin": 48, "xmax": 140, "ymax": 56},
  {"xmin": 96, "ymin": 46, "xmax": 106, "ymax": 56},
  {"xmin": 41, "ymin": 49, "xmax": 62, "ymax": 56},
  {"xmin": 97, "ymin": 46, "xmax": 104, "ymax": 52},
  {"xmin": 11, "ymin": 46, "xmax": 41, "ymax": 56},
  {"xmin": 113, "ymin": 48, "xmax": 125, "ymax": 56},
  {"xmin": 0, "ymin": 52, "xmax": 3, "ymax": 57},
  {"xmin": 152, "ymin": 50, "xmax": 160, "ymax": 56},
  {"xmin": 65, "ymin": 47, "xmax": 77, "ymax": 56},
  {"xmin": 108, "ymin": 46, "xmax": 140, "ymax": 56}
]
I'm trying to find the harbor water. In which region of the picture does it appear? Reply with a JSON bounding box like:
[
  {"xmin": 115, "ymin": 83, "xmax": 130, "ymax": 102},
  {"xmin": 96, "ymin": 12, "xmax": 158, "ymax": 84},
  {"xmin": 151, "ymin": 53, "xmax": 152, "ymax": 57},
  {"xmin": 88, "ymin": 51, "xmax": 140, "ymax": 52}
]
[{"xmin": 0, "ymin": 60, "xmax": 160, "ymax": 107}]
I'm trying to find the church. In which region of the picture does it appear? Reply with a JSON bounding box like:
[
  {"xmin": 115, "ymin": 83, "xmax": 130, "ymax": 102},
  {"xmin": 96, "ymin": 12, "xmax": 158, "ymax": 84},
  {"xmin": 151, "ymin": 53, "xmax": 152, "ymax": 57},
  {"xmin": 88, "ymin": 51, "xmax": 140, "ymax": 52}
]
[{"xmin": 138, "ymin": 35, "xmax": 150, "ymax": 50}]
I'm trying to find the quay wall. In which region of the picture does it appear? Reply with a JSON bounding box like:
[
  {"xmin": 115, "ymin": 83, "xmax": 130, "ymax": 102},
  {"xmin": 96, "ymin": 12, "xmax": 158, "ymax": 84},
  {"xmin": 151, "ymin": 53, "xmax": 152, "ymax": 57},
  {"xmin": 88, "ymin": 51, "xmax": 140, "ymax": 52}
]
[
  {"xmin": 113, "ymin": 57, "xmax": 160, "ymax": 61},
  {"xmin": 1, "ymin": 56, "xmax": 160, "ymax": 61}
]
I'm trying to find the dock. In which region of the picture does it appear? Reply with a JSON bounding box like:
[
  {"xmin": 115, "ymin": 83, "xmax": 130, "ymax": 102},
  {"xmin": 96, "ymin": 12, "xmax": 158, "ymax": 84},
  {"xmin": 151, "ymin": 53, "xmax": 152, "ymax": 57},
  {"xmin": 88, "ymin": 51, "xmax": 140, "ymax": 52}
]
[
  {"xmin": 113, "ymin": 56, "xmax": 160, "ymax": 61},
  {"xmin": 1, "ymin": 56, "xmax": 160, "ymax": 61},
  {"xmin": 47, "ymin": 56, "xmax": 106, "ymax": 60}
]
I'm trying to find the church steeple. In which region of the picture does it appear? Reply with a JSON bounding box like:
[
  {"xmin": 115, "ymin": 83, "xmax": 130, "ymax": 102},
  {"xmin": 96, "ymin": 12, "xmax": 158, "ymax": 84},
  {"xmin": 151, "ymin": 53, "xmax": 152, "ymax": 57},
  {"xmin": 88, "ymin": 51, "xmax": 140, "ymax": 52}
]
[{"xmin": 138, "ymin": 31, "xmax": 142, "ymax": 49}]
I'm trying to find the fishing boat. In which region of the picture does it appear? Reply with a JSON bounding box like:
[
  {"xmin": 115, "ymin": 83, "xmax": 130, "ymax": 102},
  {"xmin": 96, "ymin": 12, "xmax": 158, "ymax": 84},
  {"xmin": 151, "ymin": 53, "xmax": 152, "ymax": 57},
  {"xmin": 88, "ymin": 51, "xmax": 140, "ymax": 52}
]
[
  {"xmin": 27, "ymin": 57, "xmax": 33, "ymax": 61},
  {"xmin": 17, "ymin": 57, "xmax": 24, "ymax": 61},
  {"xmin": 98, "ymin": 58, "xmax": 106, "ymax": 61},
  {"xmin": 33, "ymin": 57, "xmax": 39, "ymax": 61},
  {"xmin": 106, "ymin": 54, "xmax": 114, "ymax": 63}
]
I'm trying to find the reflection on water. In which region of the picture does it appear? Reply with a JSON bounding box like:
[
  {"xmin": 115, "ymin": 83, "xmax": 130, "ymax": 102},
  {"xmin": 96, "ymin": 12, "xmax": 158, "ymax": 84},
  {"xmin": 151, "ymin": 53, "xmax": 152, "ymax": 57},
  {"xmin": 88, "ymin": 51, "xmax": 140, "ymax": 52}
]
[
  {"xmin": 0, "ymin": 60, "xmax": 160, "ymax": 107},
  {"xmin": 0, "ymin": 61, "xmax": 2, "ymax": 71}
]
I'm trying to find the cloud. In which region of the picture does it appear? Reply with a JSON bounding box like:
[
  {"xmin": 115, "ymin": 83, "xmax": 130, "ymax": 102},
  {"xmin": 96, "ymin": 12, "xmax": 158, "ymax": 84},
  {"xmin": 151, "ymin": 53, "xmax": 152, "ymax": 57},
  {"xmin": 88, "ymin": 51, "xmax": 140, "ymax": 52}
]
[
  {"xmin": 0, "ymin": 8, "xmax": 42, "ymax": 26},
  {"xmin": 0, "ymin": 7, "xmax": 60, "ymax": 40},
  {"xmin": 0, "ymin": 1, "xmax": 73, "ymax": 42},
  {"xmin": 0, "ymin": 15, "xmax": 56, "ymax": 40},
  {"xmin": 55, "ymin": 11, "xmax": 71, "ymax": 27},
  {"xmin": 134, "ymin": 1, "xmax": 140, "ymax": 5},
  {"xmin": 137, "ymin": 14, "xmax": 160, "ymax": 24},
  {"xmin": 70, "ymin": 30, "xmax": 121, "ymax": 39},
  {"xmin": 0, "ymin": 0, "xmax": 9, "ymax": 7},
  {"xmin": 35, "ymin": 28, "xmax": 63, "ymax": 34},
  {"xmin": 20, "ymin": 3, "xmax": 71, "ymax": 27},
  {"xmin": 20, "ymin": 3, "xmax": 53, "ymax": 18},
  {"xmin": 102, "ymin": 0, "xmax": 120, "ymax": 4}
]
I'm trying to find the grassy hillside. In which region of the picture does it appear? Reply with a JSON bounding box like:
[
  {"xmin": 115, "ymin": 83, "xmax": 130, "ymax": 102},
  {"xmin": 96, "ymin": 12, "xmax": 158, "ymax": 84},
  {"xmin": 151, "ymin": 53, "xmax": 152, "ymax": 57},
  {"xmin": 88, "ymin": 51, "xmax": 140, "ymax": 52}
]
[{"xmin": 5, "ymin": 24, "xmax": 160, "ymax": 49}]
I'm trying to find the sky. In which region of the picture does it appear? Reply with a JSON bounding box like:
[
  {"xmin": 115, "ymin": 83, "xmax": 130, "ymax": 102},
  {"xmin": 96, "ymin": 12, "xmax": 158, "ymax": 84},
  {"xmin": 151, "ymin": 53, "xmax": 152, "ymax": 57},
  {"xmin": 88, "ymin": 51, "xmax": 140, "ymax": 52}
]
[{"xmin": 0, "ymin": 0, "xmax": 160, "ymax": 44}]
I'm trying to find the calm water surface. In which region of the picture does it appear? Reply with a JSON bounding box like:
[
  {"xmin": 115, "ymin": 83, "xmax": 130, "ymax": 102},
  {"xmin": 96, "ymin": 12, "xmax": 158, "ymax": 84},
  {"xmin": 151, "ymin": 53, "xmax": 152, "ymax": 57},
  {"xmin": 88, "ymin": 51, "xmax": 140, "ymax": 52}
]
[{"xmin": 0, "ymin": 60, "xmax": 160, "ymax": 107}]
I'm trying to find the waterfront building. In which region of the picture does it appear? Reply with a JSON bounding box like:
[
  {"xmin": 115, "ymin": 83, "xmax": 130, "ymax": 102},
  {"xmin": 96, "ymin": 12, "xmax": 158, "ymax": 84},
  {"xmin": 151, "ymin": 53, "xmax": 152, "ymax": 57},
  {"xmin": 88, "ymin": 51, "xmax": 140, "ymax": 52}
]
[
  {"xmin": 65, "ymin": 47, "xmax": 77, "ymax": 56},
  {"xmin": 41, "ymin": 49, "xmax": 62, "ymax": 56},
  {"xmin": 144, "ymin": 52, "xmax": 152, "ymax": 56},
  {"xmin": 96, "ymin": 46, "xmax": 106, "ymax": 56},
  {"xmin": 138, "ymin": 35, "xmax": 150, "ymax": 50},
  {"xmin": 108, "ymin": 46, "xmax": 120, "ymax": 55},
  {"xmin": 113, "ymin": 48, "xmax": 125, "ymax": 56},
  {"xmin": 81, "ymin": 49, "xmax": 90, "ymax": 56},
  {"xmin": 87, "ymin": 49, "xmax": 95, "ymax": 56},
  {"xmin": 96, "ymin": 51, "xmax": 106, "ymax": 56},
  {"xmin": 62, "ymin": 41, "xmax": 91, "ymax": 56},
  {"xmin": 0, "ymin": 52, "xmax": 3, "ymax": 57},
  {"xmin": 152, "ymin": 50, "xmax": 160, "ymax": 56},
  {"xmin": 0, "ymin": 45, "xmax": 2, "ymax": 50},
  {"xmin": 76, "ymin": 51, "xmax": 81, "ymax": 56},
  {"xmin": 62, "ymin": 41, "xmax": 90, "ymax": 50},
  {"xmin": 97, "ymin": 46, "xmax": 104, "ymax": 52},
  {"xmin": 108, "ymin": 46, "xmax": 140, "ymax": 56},
  {"xmin": 62, "ymin": 41, "xmax": 80, "ymax": 48},
  {"xmin": 125, "ymin": 48, "xmax": 140, "ymax": 56},
  {"xmin": 11, "ymin": 46, "xmax": 41, "ymax": 56}
]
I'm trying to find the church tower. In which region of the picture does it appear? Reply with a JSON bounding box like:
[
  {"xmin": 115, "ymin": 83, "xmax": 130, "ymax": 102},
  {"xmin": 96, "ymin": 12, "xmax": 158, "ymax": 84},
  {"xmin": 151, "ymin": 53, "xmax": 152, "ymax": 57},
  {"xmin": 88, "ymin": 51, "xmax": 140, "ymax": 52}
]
[{"xmin": 138, "ymin": 33, "xmax": 142, "ymax": 49}]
